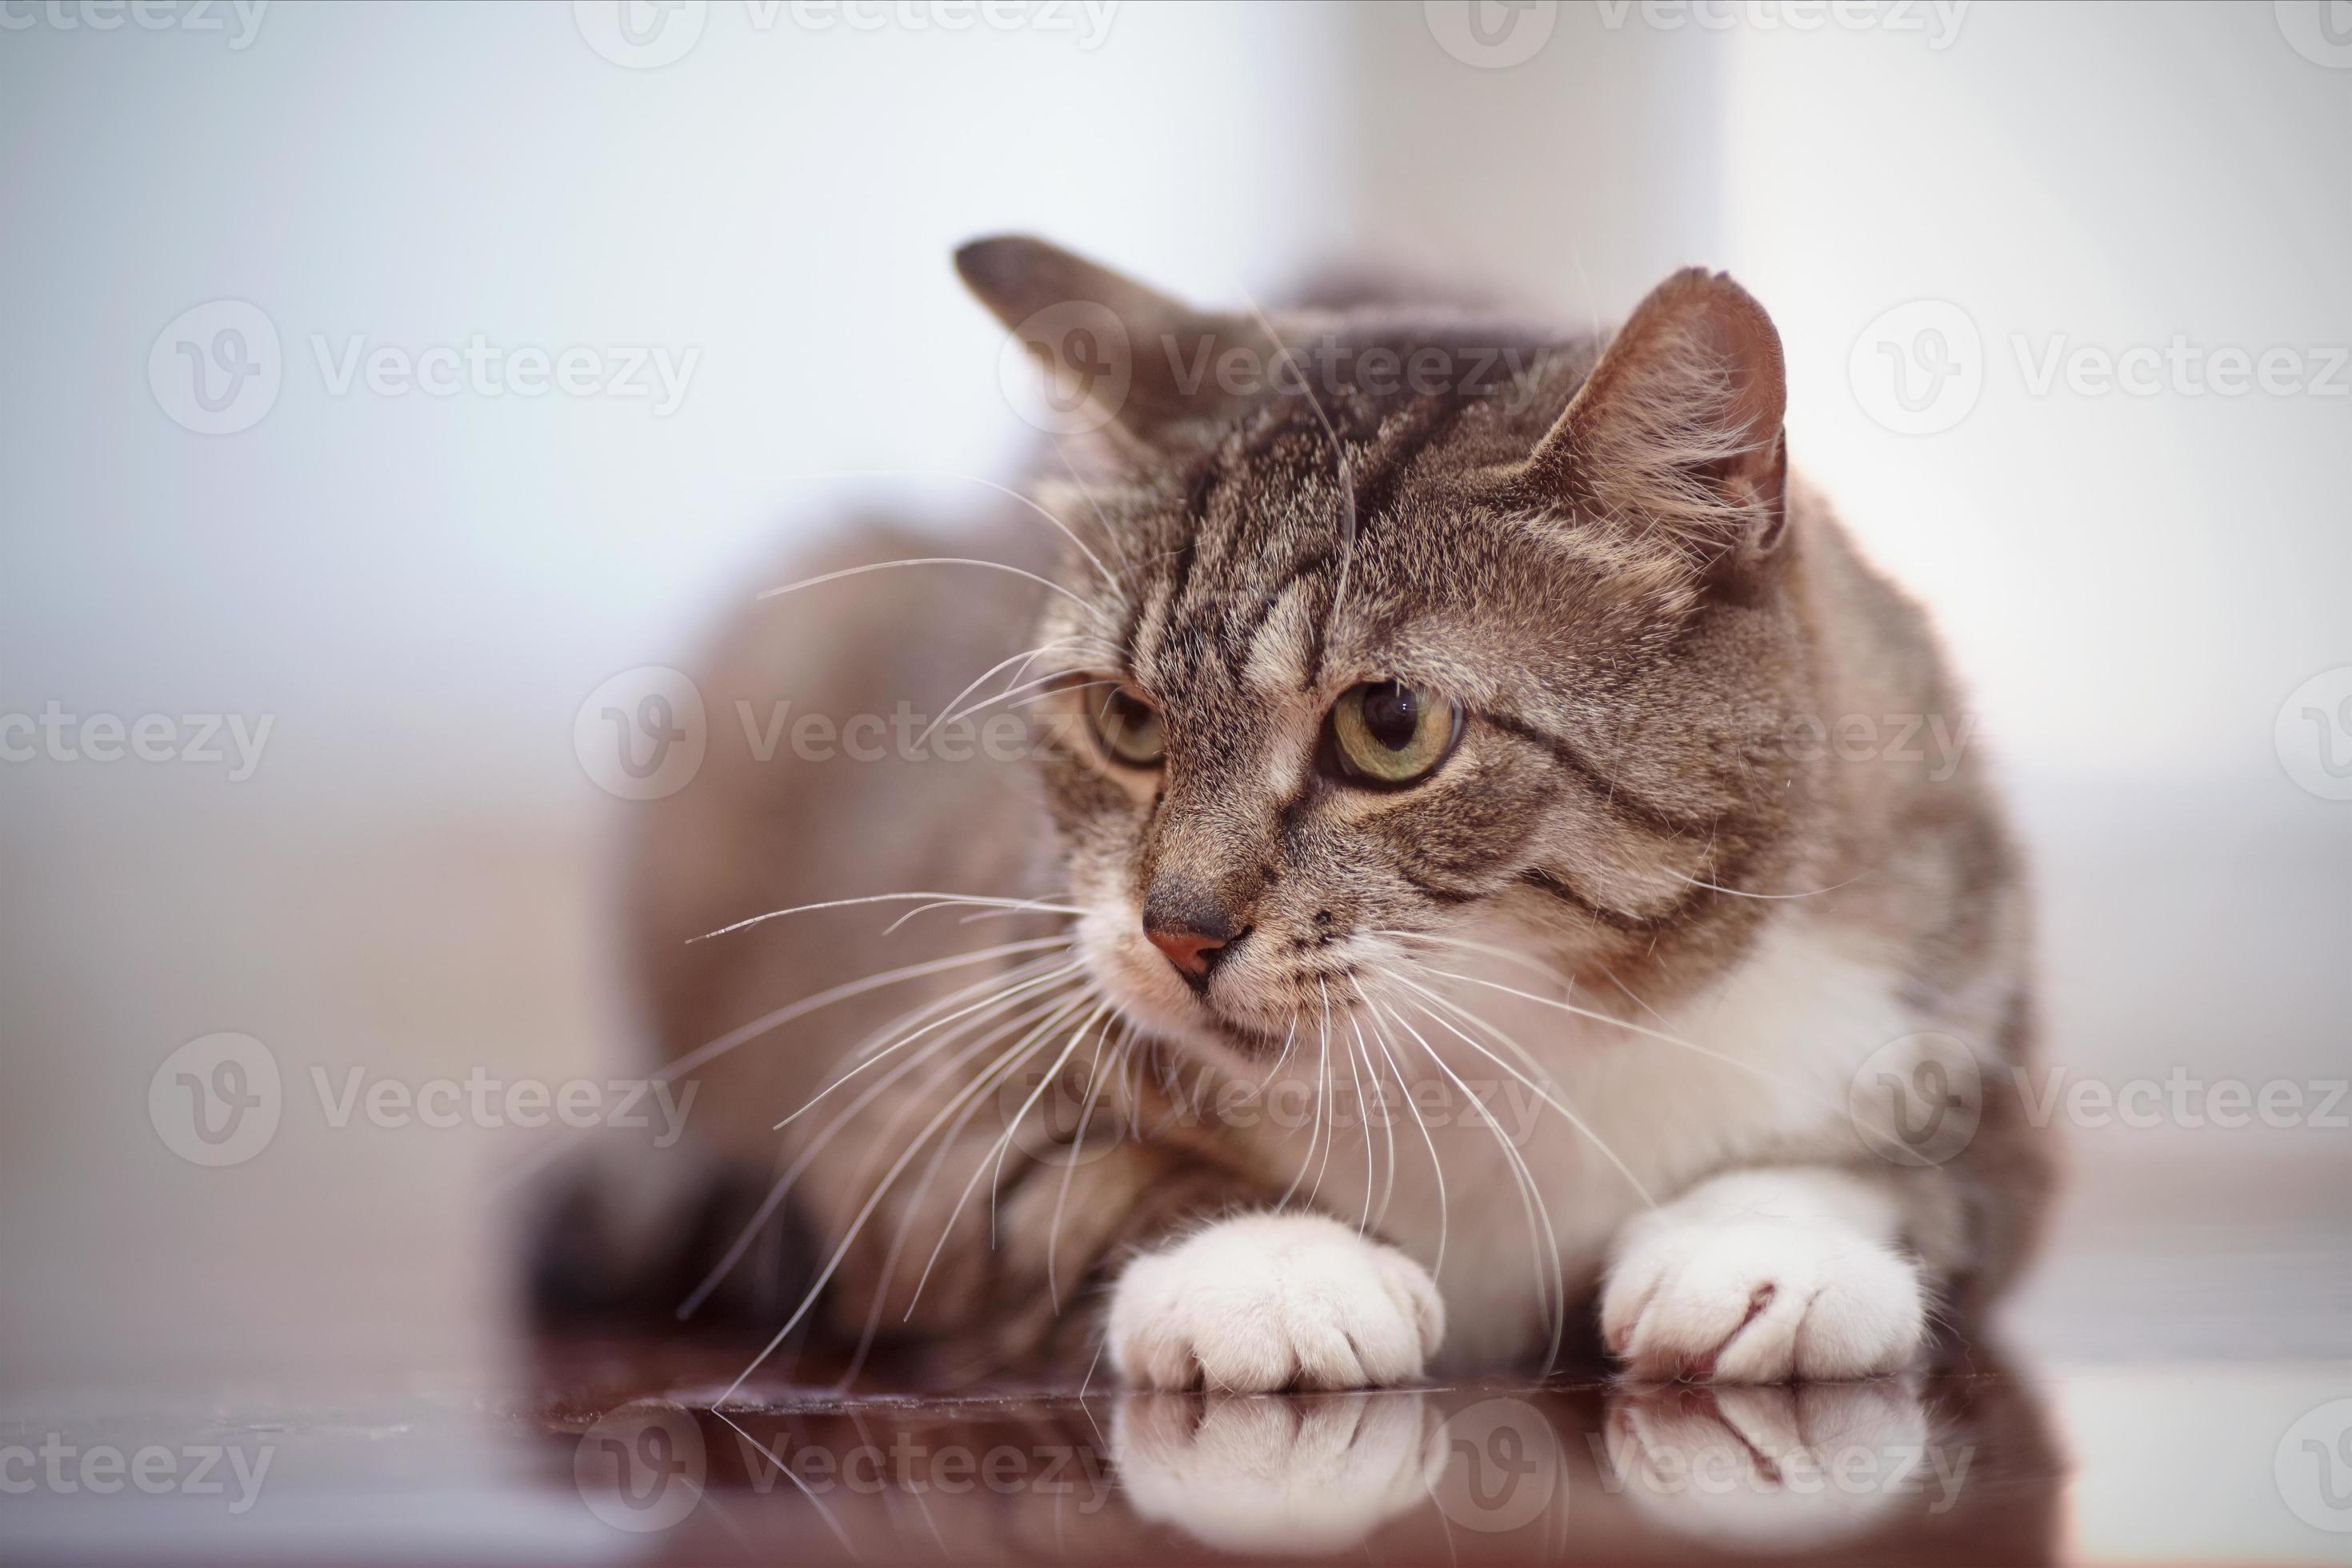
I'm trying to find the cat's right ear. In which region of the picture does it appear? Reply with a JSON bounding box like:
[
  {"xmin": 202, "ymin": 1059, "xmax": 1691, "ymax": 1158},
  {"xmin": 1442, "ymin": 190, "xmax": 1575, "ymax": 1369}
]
[
  {"xmin": 1517, "ymin": 267, "xmax": 1789, "ymax": 585},
  {"xmin": 956, "ymin": 235, "xmax": 1271, "ymax": 454}
]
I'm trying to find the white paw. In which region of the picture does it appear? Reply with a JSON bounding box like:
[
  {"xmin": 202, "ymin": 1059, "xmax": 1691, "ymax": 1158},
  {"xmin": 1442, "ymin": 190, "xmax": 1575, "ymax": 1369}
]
[
  {"xmin": 1601, "ymin": 1213, "xmax": 1924, "ymax": 1382},
  {"xmin": 1114, "ymin": 1391, "xmax": 1440, "ymax": 1555},
  {"xmin": 1108, "ymin": 1214, "xmax": 1445, "ymax": 1391},
  {"xmin": 1602, "ymin": 1382, "xmax": 1932, "ymax": 1550}
]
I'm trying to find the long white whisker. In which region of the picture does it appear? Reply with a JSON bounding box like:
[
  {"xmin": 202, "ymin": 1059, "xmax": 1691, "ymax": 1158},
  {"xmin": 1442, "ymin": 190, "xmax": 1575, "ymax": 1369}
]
[
  {"xmin": 665, "ymin": 934, "xmax": 1071, "ymax": 1079},
  {"xmin": 1340, "ymin": 1000, "xmax": 1376, "ymax": 1235},
  {"xmin": 998, "ymin": 678, "xmax": 1117, "ymax": 717},
  {"xmin": 1047, "ymin": 441, "xmax": 1139, "ymax": 582},
  {"xmin": 910, "ymin": 640, "xmax": 1085, "ymax": 754},
  {"xmin": 775, "ymin": 466, "xmax": 1121, "ymax": 593},
  {"xmin": 1423, "ymin": 967, "xmax": 1845, "ymax": 1113},
  {"xmin": 902, "ymin": 1000, "xmax": 1110, "ymax": 1320},
  {"xmin": 677, "ymin": 973, "xmax": 1084, "ymax": 1319},
  {"xmin": 757, "ymin": 555, "xmax": 1102, "ymax": 615},
  {"xmin": 1274, "ymin": 994, "xmax": 1331, "ymax": 1212},
  {"xmin": 933, "ymin": 667, "xmax": 1089, "ymax": 734},
  {"xmin": 694, "ymin": 892, "xmax": 1083, "ymax": 945},
  {"xmin": 1348, "ymin": 997, "xmax": 1399, "ymax": 1235},
  {"xmin": 710, "ymin": 1410, "xmax": 854, "ymax": 1553},
  {"xmin": 1391, "ymin": 972, "xmax": 1658, "ymax": 1209},
  {"xmin": 1047, "ymin": 1021, "xmax": 1126, "ymax": 1311},
  {"xmin": 715, "ymin": 1002, "xmax": 1082, "ymax": 1406},
  {"xmin": 487, "ymin": 934, "xmax": 1075, "ymax": 1198},
  {"xmin": 834, "ymin": 988, "xmax": 1096, "ymax": 1383},
  {"xmin": 995, "ymin": 1003, "xmax": 1113, "ymax": 1247},
  {"xmin": 776, "ymin": 962, "xmax": 1085, "ymax": 1127},
  {"xmin": 882, "ymin": 893, "xmax": 1078, "ymax": 937},
  {"xmin": 1666, "ymin": 868, "xmax": 1870, "ymax": 900},
  {"xmin": 1382, "ymin": 993, "xmax": 1567, "ymax": 1374},
  {"xmin": 1362, "ymin": 998, "xmax": 1440, "ymax": 1271},
  {"xmin": 1300, "ymin": 980, "xmax": 1338, "ymax": 1210}
]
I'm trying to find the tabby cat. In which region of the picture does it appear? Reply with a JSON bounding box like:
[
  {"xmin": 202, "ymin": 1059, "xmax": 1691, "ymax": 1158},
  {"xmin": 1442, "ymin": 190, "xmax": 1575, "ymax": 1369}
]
[{"xmin": 538, "ymin": 237, "xmax": 2054, "ymax": 1391}]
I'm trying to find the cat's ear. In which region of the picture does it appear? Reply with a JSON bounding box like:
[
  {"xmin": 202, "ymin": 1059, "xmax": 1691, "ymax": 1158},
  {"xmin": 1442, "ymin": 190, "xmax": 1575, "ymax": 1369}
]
[
  {"xmin": 1520, "ymin": 267, "xmax": 1788, "ymax": 582},
  {"xmin": 955, "ymin": 235, "xmax": 1270, "ymax": 454}
]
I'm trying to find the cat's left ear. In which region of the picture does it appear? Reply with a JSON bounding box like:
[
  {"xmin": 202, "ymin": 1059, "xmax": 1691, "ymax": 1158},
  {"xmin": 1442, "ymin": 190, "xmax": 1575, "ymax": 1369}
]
[
  {"xmin": 1520, "ymin": 267, "xmax": 1788, "ymax": 584},
  {"xmin": 955, "ymin": 234, "xmax": 1274, "ymax": 457}
]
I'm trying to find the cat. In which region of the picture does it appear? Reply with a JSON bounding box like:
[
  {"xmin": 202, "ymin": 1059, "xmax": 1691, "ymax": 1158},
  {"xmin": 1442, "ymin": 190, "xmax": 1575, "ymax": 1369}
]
[{"xmin": 534, "ymin": 235, "xmax": 2055, "ymax": 1392}]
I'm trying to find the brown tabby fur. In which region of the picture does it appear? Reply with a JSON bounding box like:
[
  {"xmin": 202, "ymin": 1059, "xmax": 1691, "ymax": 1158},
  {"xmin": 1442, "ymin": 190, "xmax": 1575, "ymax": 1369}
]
[{"xmin": 543, "ymin": 238, "xmax": 2054, "ymax": 1380}]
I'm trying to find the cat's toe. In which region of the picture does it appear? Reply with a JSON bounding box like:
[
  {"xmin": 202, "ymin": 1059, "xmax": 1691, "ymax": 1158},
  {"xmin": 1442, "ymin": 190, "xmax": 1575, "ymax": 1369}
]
[
  {"xmin": 1108, "ymin": 1213, "xmax": 1444, "ymax": 1391},
  {"xmin": 1602, "ymin": 1218, "xmax": 1924, "ymax": 1382}
]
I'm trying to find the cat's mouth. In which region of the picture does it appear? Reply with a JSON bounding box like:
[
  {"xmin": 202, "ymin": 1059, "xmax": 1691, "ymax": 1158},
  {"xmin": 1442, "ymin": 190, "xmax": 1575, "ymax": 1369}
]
[{"xmin": 1078, "ymin": 903, "xmax": 1357, "ymax": 1065}]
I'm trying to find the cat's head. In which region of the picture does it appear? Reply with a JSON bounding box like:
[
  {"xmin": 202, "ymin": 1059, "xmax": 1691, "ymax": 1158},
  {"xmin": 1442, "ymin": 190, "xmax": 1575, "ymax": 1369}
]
[{"xmin": 959, "ymin": 237, "xmax": 1814, "ymax": 1062}]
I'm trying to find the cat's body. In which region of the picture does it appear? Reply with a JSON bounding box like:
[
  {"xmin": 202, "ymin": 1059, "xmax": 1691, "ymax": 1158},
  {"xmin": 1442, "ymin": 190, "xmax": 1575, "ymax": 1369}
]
[{"xmin": 546, "ymin": 240, "xmax": 2054, "ymax": 1390}]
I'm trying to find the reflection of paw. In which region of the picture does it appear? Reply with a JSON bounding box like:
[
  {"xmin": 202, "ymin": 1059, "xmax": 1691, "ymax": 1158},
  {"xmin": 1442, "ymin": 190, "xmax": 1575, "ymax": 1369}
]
[
  {"xmin": 1109, "ymin": 1214, "xmax": 1443, "ymax": 1391},
  {"xmin": 1114, "ymin": 1390, "xmax": 1440, "ymax": 1556},
  {"xmin": 1602, "ymin": 1382, "xmax": 1935, "ymax": 1550},
  {"xmin": 1602, "ymin": 1211, "xmax": 1923, "ymax": 1382}
]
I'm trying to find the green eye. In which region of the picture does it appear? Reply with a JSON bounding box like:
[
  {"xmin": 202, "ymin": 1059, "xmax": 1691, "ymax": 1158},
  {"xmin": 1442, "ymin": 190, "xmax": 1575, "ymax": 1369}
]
[
  {"xmin": 1329, "ymin": 681, "xmax": 1462, "ymax": 786},
  {"xmin": 1093, "ymin": 688, "xmax": 1166, "ymax": 767}
]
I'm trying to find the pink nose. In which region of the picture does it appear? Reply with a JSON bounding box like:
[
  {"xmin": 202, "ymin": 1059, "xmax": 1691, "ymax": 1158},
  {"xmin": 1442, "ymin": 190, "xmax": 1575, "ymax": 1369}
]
[{"xmin": 1145, "ymin": 926, "xmax": 1227, "ymax": 978}]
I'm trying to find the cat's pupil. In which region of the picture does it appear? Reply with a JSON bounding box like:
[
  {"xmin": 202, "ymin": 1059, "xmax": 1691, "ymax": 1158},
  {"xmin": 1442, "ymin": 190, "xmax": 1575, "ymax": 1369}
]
[{"xmin": 1362, "ymin": 683, "xmax": 1419, "ymax": 750}]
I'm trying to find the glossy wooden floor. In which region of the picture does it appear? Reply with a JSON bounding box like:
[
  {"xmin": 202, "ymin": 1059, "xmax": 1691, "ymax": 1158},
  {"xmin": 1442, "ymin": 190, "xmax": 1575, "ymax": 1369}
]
[{"xmin": 6, "ymin": 1147, "xmax": 2349, "ymax": 1564}]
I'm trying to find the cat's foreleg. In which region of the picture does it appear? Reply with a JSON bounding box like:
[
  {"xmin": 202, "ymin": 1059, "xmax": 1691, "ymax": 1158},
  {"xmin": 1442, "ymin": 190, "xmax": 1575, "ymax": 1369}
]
[
  {"xmin": 1105, "ymin": 1212, "xmax": 1445, "ymax": 1391},
  {"xmin": 1598, "ymin": 1166, "xmax": 1927, "ymax": 1382}
]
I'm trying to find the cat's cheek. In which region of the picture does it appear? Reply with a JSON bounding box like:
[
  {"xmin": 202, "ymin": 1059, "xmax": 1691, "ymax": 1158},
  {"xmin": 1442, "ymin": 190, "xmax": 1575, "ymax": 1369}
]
[{"xmin": 1106, "ymin": 1214, "xmax": 1445, "ymax": 1392}]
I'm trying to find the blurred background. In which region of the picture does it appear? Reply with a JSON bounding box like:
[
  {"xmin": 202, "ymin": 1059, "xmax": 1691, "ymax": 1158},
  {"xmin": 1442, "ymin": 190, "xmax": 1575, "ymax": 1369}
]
[{"xmin": 2, "ymin": 2, "xmax": 2347, "ymax": 1559}]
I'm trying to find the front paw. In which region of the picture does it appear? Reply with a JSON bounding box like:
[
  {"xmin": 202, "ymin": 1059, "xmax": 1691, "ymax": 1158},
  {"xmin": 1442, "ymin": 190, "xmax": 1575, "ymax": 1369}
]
[
  {"xmin": 1602, "ymin": 1381, "xmax": 1930, "ymax": 1548},
  {"xmin": 1108, "ymin": 1214, "xmax": 1444, "ymax": 1391},
  {"xmin": 1601, "ymin": 1215, "xmax": 1924, "ymax": 1382},
  {"xmin": 1114, "ymin": 1391, "xmax": 1440, "ymax": 1554}
]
